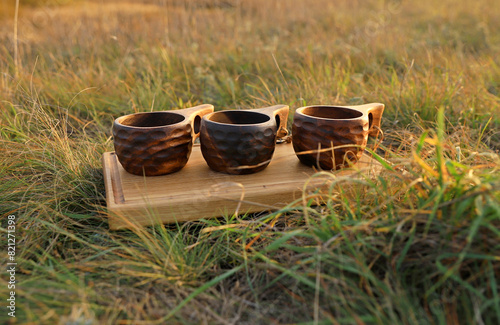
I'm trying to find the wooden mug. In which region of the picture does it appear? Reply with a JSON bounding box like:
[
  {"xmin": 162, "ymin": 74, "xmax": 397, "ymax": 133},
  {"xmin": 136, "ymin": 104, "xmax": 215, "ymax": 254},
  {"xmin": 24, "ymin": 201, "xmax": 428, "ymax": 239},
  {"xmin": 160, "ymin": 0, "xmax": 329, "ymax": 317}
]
[
  {"xmin": 200, "ymin": 105, "xmax": 289, "ymax": 174},
  {"xmin": 113, "ymin": 104, "xmax": 214, "ymax": 176},
  {"xmin": 292, "ymin": 103, "xmax": 384, "ymax": 170}
]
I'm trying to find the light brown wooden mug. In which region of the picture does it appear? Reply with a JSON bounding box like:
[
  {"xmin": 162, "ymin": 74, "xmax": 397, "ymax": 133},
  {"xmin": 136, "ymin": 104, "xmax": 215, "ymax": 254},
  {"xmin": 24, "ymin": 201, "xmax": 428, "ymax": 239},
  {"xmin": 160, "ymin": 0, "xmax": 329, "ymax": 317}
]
[
  {"xmin": 113, "ymin": 104, "xmax": 214, "ymax": 176},
  {"xmin": 292, "ymin": 103, "xmax": 384, "ymax": 170}
]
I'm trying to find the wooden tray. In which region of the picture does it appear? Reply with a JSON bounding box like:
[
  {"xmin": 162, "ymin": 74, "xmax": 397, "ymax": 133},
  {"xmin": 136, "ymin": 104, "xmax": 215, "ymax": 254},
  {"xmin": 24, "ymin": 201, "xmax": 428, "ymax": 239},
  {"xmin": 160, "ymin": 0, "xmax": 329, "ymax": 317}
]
[{"xmin": 102, "ymin": 143, "xmax": 382, "ymax": 229}]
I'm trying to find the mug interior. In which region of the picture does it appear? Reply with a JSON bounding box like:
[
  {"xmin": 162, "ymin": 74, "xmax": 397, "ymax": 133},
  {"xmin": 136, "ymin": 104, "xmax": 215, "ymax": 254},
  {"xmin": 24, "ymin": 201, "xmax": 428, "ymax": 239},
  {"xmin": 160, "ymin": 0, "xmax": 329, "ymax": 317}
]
[
  {"xmin": 300, "ymin": 106, "xmax": 363, "ymax": 120},
  {"xmin": 207, "ymin": 111, "xmax": 270, "ymax": 125},
  {"xmin": 118, "ymin": 112, "xmax": 185, "ymax": 128}
]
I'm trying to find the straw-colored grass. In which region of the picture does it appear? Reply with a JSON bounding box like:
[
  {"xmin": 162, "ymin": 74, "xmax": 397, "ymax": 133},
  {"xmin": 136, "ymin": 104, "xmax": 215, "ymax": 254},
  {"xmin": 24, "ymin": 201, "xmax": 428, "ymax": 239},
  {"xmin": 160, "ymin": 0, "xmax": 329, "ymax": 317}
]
[{"xmin": 1, "ymin": 0, "xmax": 499, "ymax": 323}]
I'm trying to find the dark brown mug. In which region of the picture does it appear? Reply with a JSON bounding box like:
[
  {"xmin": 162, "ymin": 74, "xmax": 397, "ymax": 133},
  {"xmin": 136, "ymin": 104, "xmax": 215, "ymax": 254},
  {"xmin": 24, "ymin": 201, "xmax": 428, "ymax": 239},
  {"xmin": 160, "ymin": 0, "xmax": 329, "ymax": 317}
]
[
  {"xmin": 292, "ymin": 103, "xmax": 384, "ymax": 170},
  {"xmin": 200, "ymin": 105, "xmax": 289, "ymax": 175},
  {"xmin": 113, "ymin": 104, "xmax": 214, "ymax": 176}
]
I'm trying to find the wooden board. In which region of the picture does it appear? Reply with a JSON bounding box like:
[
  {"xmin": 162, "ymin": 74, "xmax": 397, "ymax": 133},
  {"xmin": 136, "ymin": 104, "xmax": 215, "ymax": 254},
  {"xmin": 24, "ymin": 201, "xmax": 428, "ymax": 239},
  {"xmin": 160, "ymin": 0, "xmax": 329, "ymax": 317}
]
[{"xmin": 102, "ymin": 143, "xmax": 382, "ymax": 229}]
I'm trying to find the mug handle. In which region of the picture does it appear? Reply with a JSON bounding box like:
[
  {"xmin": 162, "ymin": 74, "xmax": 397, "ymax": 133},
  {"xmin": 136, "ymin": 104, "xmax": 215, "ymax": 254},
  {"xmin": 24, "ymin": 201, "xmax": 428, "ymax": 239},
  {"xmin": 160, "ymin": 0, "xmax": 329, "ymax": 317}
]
[
  {"xmin": 346, "ymin": 103, "xmax": 384, "ymax": 138},
  {"xmin": 176, "ymin": 104, "xmax": 214, "ymax": 138},
  {"xmin": 254, "ymin": 104, "xmax": 290, "ymax": 138}
]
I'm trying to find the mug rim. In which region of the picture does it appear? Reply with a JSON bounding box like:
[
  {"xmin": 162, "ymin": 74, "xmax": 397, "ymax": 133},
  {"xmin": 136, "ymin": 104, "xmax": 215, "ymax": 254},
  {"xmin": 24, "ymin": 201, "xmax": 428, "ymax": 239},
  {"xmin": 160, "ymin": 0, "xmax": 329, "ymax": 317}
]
[
  {"xmin": 115, "ymin": 111, "xmax": 186, "ymax": 129},
  {"xmin": 203, "ymin": 110, "xmax": 272, "ymax": 127},
  {"xmin": 296, "ymin": 105, "xmax": 364, "ymax": 121}
]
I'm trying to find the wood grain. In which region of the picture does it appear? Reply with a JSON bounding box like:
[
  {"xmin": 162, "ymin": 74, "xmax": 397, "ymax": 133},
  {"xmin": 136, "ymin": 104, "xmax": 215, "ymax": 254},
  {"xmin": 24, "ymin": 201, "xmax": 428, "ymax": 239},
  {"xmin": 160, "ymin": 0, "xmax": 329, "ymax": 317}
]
[
  {"xmin": 112, "ymin": 104, "xmax": 213, "ymax": 176},
  {"xmin": 102, "ymin": 142, "xmax": 383, "ymax": 229},
  {"xmin": 292, "ymin": 103, "xmax": 384, "ymax": 170},
  {"xmin": 199, "ymin": 105, "xmax": 289, "ymax": 175}
]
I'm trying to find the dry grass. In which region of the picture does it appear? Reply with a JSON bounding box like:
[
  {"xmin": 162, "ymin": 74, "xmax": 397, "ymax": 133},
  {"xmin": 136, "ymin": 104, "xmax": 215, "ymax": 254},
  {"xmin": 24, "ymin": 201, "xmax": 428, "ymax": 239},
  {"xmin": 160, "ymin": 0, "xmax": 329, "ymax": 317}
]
[{"xmin": 0, "ymin": 0, "xmax": 499, "ymax": 324}]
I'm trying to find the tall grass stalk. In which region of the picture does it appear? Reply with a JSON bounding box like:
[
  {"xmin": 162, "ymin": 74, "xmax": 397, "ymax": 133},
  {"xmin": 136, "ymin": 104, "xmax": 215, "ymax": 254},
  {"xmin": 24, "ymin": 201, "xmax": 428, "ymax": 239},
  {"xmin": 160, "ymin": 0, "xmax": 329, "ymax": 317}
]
[{"xmin": 13, "ymin": 0, "xmax": 20, "ymax": 77}]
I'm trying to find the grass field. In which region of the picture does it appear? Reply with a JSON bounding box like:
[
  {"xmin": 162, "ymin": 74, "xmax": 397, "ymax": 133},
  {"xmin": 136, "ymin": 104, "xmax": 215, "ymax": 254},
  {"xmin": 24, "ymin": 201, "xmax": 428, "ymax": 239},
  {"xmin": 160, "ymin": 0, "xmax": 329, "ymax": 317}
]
[{"xmin": 1, "ymin": 0, "xmax": 499, "ymax": 323}]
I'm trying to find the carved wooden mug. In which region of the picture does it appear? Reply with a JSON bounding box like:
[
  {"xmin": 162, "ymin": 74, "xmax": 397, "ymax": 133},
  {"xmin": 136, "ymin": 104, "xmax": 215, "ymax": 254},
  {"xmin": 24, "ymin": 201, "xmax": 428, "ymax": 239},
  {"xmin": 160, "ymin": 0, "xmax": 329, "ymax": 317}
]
[
  {"xmin": 200, "ymin": 105, "xmax": 289, "ymax": 175},
  {"xmin": 292, "ymin": 103, "xmax": 384, "ymax": 170},
  {"xmin": 113, "ymin": 104, "xmax": 214, "ymax": 176}
]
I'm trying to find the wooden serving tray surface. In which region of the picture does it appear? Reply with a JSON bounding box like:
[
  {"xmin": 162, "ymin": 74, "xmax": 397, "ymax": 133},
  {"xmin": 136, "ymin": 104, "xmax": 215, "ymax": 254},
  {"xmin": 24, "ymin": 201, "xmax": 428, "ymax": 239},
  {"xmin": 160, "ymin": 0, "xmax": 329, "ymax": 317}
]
[{"xmin": 102, "ymin": 143, "xmax": 382, "ymax": 229}]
